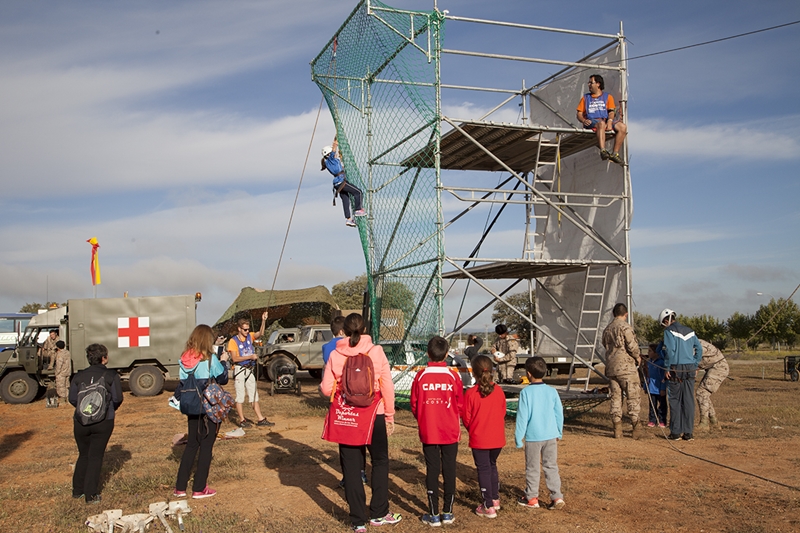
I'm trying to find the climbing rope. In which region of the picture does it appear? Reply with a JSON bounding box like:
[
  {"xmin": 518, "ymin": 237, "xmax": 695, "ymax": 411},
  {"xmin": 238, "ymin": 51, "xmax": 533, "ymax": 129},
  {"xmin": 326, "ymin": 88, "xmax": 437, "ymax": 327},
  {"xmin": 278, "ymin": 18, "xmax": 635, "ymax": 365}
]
[{"xmin": 265, "ymin": 40, "xmax": 339, "ymax": 311}]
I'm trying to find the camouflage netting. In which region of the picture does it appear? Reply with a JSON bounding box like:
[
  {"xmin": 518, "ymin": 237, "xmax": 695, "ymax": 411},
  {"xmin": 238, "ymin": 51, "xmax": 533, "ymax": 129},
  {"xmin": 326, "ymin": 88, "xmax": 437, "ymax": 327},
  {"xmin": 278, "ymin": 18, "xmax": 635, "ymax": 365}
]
[
  {"xmin": 214, "ymin": 286, "xmax": 339, "ymax": 336},
  {"xmin": 311, "ymin": 1, "xmax": 445, "ymax": 363}
]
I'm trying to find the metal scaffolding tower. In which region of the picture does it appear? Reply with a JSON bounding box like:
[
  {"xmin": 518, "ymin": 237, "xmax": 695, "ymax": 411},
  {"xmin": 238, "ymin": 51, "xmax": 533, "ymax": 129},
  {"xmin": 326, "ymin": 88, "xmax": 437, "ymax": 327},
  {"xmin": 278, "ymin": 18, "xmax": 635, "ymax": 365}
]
[{"xmin": 311, "ymin": 1, "xmax": 632, "ymax": 398}]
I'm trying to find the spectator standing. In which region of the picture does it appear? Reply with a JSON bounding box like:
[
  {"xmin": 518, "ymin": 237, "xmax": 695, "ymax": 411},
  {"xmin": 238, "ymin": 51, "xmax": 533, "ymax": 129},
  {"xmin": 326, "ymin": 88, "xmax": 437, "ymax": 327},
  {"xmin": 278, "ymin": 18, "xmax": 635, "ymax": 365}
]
[
  {"xmin": 462, "ymin": 354, "xmax": 506, "ymax": 519},
  {"xmin": 644, "ymin": 343, "xmax": 667, "ymax": 427},
  {"xmin": 322, "ymin": 315, "xmax": 346, "ymax": 366},
  {"xmin": 68, "ymin": 343, "xmax": 123, "ymax": 503},
  {"xmin": 411, "ymin": 336, "xmax": 464, "ymax": 526},
  {"xmin": 514, "ymin": 357, "xmax": 565, "ymax": 511},
  {"xmin": 659, "ymin": 308, "xmax": 702, "ymax": 441},
  {"xmin": 463, "ymin": 334, "xmax": 483, "ymax": 364},
  {"xmin": 320, "ymin": 313, "xmax": 401, "ymax": 533},
  {"xmin": 174, "ymin": 325, "xmax": 230, "ymax": 499}
]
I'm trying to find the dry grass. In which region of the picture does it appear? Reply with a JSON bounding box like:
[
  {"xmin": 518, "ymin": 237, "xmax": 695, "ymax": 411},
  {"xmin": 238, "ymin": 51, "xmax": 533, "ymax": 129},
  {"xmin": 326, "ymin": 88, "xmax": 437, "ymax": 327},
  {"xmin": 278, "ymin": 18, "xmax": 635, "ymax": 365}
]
[{"xmin": 0, "ymin": 359, "xmax": 799, "ymax": 532}]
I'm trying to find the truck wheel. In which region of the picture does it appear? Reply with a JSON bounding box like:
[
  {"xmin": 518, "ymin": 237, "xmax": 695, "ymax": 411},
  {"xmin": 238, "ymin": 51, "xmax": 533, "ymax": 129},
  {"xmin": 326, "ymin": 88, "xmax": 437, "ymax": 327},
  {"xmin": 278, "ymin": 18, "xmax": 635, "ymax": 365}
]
[
  {"xmin": 129, "ymin": 366, "xmax": 164, "ymax": 396},
  {"xmin": 295, "ymin": 380, "xmax": 302, "ymax": 396},
  {"xmin": 0, "ymin": 371, "xmax": 39, "ymax": 404},
  {"xmin": 791, "ymin": 369, "xmax": 799, "ymax": 382},
  {"xmin": 267, "ymin": 356, "xmax": 293, "ymax": 382},
  {"xmin": 308, "ymin": 369, "xmax": 322, "ymax": 380}
]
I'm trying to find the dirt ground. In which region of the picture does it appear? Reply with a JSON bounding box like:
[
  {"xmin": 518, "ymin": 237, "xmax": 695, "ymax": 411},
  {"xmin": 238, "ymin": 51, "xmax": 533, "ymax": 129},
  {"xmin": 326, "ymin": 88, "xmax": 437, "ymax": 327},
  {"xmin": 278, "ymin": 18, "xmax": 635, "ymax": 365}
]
[{"xmin": 1, "ymin": 359, "xmax": 798, "ymax": 533}]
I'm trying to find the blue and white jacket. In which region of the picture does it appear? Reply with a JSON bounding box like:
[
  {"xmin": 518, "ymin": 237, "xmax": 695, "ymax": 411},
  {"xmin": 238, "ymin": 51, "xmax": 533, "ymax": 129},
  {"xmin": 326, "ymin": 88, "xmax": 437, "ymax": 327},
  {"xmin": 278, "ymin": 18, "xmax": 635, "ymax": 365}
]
[{"xmin": 662, "ymin": 322, "xmax": 702, "ymax": 369}]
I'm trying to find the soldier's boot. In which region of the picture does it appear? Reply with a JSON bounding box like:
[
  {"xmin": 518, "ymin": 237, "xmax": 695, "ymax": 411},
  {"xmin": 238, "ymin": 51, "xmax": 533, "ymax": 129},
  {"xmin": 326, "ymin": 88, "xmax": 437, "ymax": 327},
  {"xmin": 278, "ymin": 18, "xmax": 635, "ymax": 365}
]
[
  {"xmin": 708, "ymin": 415, "xmax": 718, "ymax": 427},
  {"xmin": 697, "ymin": 416, "xmax": 710, "ymax": 431},
  {"xmin": 631, "ymin": 420, "xmax": 643, "ymax": 440},
  {"xmin": 613, "ymin": 419, "xmax": 623, "ymax": 439}
]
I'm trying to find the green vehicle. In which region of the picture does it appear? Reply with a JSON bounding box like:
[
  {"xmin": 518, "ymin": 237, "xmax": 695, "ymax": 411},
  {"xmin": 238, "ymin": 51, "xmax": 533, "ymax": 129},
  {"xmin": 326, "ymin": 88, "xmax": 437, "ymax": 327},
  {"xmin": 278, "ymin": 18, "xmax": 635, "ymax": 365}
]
[{"xmin": 0, "ymin": 294, "xmax": 198, "ymax": 404}]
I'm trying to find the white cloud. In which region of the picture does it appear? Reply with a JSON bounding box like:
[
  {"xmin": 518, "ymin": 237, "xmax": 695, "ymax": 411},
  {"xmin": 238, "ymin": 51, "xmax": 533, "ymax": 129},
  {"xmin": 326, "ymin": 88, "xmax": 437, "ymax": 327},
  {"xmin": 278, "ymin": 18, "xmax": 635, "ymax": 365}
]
[
  {"xmin": 628, "ymin": 116, "xmax": 800, "ymax": 160},
  {"xmin": 630, "ymin": 226, "xmax": 726, "ymax": 248}
]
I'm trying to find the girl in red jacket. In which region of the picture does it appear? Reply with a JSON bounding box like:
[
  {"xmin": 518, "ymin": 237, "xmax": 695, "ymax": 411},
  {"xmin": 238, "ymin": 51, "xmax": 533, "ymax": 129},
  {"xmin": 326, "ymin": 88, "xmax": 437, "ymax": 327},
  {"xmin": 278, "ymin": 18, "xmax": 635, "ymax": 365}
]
[{"xmin": 462, "ymin": 355, "xmax": 507, "ymax": 518}]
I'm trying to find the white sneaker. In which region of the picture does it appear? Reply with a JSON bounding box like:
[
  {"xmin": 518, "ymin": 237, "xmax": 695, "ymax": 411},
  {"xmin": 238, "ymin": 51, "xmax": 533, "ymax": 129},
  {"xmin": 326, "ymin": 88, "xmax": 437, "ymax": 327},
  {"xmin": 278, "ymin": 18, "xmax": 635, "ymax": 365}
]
[{"xmin": 345, "ymin": 218, "xmax": 356, "ymax": 227}]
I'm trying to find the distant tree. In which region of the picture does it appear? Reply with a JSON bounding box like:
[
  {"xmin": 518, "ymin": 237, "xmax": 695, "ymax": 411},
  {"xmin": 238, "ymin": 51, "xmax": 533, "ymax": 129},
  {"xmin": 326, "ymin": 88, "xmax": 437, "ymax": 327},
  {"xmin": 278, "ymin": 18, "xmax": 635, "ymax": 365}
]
[
  {"xmin": 332, "ymin": 274, "xmax": 415, "ymax": 318},
  {"xmin": 633, "ymin": 311, "xmax": 661, "ymax": 343},
  {"xmin": 332, "ymin": 275, "xmax": 368, "ymax": 310},
  {"xmin": 753, "ymin": 298, "xmax": 800, "ymax": 349},
  {"xmin": 491, "ymin": 292, "xmax": 535, "ymax": 350},
  {"xmin": 19, "ymin": 302, "xmax": 63, "ymax": 313},
  {"xmin": 727, "ymin": 312, "xmax": 753, "ymax": 352},
  {"xmin": 678, "ymin": 314, "xmax": 727, "ymax": 347}
]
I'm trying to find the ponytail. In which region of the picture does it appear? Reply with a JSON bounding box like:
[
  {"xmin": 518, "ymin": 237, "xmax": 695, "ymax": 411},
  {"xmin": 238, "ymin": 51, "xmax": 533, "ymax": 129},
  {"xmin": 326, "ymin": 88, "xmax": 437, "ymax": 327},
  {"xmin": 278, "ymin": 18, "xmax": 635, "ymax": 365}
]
[
  {"xmin": 343, "ymin": 313, "xmax": 364, "ymax": 348},
  {"xmin": 471, "ymin": 355, "xmax": 496, "ymax": 398}
]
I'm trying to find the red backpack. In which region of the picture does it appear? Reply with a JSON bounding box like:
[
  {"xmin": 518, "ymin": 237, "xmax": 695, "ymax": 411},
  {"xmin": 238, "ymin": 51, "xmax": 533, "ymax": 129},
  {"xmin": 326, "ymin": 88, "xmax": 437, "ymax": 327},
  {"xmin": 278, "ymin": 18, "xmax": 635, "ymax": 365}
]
[{"xmin": 341, "ymin": 352, "xmax": 375, "ymax": 407}]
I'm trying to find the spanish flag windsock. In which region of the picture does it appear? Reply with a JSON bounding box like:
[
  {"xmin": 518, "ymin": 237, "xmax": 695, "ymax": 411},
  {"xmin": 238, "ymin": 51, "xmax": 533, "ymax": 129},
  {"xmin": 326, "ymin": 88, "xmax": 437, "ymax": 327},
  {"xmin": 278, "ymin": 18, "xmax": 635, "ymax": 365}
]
[{"xmin": 87, "ymin": 237, "xmax": 101, "ymax": 286}]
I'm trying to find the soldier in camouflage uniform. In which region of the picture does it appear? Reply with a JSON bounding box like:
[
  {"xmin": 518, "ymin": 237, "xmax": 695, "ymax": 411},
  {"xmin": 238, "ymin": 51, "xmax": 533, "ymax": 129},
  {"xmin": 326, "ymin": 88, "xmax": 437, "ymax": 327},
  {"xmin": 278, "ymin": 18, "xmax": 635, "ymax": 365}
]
[
  {"xmin": 601, "ymin": 303, "xmax": 642, "ymax": 439},
  {"xmin": 53, "ymin": 340, "xmax": 72, "ymax": 400},
  {"xmin": 696, "ymin": 339, "xmax": 729, "ymax": 430},
  {"xmin": 39, "ymin": 330, "xmax": 59, "ymax": 370},
  {"xmin": 493, "ymin": 324, "xmax": 520, "ymax": 384}
]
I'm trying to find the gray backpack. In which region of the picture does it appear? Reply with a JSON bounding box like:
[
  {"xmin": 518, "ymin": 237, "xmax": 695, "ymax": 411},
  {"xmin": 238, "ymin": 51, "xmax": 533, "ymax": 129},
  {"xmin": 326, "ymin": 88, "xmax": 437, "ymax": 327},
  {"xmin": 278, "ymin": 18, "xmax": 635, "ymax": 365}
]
[{"xmin": 75, "ymin": 374, "xmax": 112, "ymax": 425}]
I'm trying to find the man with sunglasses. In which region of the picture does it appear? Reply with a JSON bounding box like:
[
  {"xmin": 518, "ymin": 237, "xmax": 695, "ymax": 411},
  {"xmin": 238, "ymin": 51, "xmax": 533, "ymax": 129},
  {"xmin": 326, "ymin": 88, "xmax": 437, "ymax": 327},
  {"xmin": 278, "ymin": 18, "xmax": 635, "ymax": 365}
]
[{"xmin": 227, "ymin": 311, "xmax": 274, "ymax": 428}]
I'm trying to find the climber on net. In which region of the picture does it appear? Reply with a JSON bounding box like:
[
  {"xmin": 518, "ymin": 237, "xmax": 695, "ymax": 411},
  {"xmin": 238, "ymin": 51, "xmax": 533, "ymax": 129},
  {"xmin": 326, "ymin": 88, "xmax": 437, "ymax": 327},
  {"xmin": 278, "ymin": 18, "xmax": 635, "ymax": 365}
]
[
  {"xmin": 576, "ymin": 74, "xmax": 628, "ymax": 166},
  {"xmin": 321, "ymin": 137, "xmax": 366, "ymax": 228}
]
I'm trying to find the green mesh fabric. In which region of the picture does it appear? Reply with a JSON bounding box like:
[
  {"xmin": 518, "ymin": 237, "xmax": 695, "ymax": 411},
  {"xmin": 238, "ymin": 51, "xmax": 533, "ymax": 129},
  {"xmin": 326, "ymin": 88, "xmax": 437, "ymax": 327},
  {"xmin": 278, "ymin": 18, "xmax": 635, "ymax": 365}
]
[{"xmin": 312, "ymin": 1, "xmax": 445, "ymax": 368}]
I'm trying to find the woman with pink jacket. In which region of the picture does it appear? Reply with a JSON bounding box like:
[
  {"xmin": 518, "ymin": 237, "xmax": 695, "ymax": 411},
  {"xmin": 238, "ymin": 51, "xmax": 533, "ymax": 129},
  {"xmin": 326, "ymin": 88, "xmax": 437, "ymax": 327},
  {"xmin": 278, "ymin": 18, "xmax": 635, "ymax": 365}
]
[{"xmin": 320, "ymin": 313, "xmax": 401, "ymax": 533}]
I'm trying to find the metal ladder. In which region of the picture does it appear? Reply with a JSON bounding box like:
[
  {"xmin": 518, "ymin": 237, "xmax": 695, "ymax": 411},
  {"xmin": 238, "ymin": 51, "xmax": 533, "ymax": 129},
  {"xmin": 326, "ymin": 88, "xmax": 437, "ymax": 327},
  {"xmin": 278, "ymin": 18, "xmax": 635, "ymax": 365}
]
[
  {"xmin": 523, "ymin": 132, "xmax": 561, "ymax": 260},
  {"xmin": 566, "ymin": 266, "xmax": 609, "ymax": 391}
]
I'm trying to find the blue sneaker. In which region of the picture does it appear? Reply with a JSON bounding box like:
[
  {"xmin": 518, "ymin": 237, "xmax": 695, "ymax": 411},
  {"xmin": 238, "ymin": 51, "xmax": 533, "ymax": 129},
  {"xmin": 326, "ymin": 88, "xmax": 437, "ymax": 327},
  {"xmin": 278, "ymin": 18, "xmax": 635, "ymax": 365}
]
[
  {"xmin": 440, "ymin": 512, "xmax": 455, "ymax": 524},
  {"xmin": 420, "ymin": 514, "xmax": 441, "ymax": 527}
]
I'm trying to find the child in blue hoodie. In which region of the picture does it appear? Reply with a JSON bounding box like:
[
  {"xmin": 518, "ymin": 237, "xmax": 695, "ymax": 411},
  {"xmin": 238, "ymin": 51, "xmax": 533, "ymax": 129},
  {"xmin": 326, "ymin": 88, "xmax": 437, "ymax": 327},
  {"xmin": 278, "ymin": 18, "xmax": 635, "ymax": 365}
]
[
  {"xmin": 514, "ymin": 356, "xmax": 564, "ymax": 510},
  {"xmin": 645, "ymin": 343, "xmax": 667, "ymax": 427}
]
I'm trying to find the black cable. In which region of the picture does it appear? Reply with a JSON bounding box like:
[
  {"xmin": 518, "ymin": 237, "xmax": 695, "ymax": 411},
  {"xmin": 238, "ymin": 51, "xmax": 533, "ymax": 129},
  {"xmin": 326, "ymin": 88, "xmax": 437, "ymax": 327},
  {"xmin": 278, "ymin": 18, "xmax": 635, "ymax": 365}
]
[
  {"xmin": 625, "ymin": 19, "xmax": 800, "ymax": 62},
  {"xmin": 637, "ymin": 367, "xmax": 800, "ymax": 491}
]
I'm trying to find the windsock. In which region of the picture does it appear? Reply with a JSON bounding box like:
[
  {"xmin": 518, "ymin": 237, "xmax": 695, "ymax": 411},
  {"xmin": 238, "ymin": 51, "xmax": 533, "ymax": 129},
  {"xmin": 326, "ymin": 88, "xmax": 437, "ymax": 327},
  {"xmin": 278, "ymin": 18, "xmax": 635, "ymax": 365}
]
[{"xmin": 87, "ymin": 237, "xmax": 101, "ymax": 285}]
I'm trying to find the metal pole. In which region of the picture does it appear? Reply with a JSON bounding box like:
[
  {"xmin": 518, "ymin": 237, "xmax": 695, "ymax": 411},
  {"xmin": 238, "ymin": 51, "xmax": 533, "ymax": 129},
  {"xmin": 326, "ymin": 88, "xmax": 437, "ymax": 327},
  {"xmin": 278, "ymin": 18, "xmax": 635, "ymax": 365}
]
[
  {"xmin": 434, "ymin": 11, "xmax": 445, "ymax": 336},
  {"xmin": 619, "ymin": 21, "xmax": 634, "ymax": 324},
  {"xmin": 443, "ymin": 14, "xmax": 618, "ymax": 39}
]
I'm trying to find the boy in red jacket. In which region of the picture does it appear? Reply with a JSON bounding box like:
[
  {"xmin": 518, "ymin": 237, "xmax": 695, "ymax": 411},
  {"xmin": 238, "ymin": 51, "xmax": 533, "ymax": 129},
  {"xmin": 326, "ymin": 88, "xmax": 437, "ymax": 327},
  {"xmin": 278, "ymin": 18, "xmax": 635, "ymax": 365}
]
[{"xmin": 411, "ymin": 336, "xmax": 464, "ymax": 526}]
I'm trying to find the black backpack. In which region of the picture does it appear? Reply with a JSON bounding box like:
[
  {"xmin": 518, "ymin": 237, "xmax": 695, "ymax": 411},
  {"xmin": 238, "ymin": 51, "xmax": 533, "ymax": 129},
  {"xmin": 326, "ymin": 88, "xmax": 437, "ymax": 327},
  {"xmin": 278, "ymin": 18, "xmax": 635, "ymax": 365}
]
[
  {"xmin": 75, "ymin": 373, "xmax": 112, "ymax": 425},
  {"xmin": 178, "ymin": 366, "xmax": 205, "ymax": 416}
]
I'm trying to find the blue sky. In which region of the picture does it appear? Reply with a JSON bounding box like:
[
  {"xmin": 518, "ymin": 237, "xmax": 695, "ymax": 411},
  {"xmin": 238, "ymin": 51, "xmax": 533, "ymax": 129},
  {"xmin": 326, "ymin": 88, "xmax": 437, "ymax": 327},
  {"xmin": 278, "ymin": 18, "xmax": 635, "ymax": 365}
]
[{"xmin": 1, "ymin": 0, "xmax": 798, "ymax": 328}]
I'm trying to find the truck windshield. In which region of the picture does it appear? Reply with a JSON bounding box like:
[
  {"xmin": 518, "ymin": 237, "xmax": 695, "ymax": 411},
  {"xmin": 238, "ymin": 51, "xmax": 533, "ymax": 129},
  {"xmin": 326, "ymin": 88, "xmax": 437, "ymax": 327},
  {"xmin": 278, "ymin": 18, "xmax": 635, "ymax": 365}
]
[{"xmin": 19, "ymin": 328, "xmax": 39, "ymax": 347}]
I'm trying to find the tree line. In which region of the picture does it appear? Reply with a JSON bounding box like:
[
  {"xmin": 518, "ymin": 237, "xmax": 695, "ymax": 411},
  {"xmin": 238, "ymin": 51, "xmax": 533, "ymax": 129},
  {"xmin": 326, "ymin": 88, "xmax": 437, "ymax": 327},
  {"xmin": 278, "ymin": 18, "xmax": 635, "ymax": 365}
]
[
  {"xmin": 634, "ymin": 298, "xmax": 800, "ymax": 352},
  {"xmin": 488, "ymin": 293, "xmax": 800, "ymax": 353}
]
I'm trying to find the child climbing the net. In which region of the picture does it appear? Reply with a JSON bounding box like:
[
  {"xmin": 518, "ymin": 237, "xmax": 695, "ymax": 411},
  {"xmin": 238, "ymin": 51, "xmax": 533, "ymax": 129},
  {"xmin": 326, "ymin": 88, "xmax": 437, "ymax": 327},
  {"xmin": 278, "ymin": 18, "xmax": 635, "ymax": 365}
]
[{"xmin": 321, "ymin": 137, "xmax": 366, "ymax": 227}]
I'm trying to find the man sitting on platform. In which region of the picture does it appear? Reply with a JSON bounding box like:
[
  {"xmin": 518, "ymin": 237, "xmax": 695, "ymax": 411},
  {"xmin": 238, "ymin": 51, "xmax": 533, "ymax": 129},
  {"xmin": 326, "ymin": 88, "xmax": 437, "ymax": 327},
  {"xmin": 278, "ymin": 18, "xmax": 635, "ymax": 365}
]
[{"xmin": 576, "ymin": 74, "xmax": 627, "ymax": 166}]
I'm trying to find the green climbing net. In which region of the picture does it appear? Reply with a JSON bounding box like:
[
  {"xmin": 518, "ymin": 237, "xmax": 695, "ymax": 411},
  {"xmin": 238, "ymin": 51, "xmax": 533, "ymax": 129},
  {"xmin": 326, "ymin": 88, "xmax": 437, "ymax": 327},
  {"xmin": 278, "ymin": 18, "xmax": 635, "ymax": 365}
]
[{"xmin": 312, "ymin": 1, "xmax": 446, "ymax": 366}]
